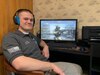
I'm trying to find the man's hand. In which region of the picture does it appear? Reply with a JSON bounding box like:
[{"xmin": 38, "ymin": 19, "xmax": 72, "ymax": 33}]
[
  {"xmin": 51, "ymin": 63, "xmax": 65, "ymax": 75},
  {"xmin": 42, "ymin": 46, "xmax": 49, "ymax": 59}
]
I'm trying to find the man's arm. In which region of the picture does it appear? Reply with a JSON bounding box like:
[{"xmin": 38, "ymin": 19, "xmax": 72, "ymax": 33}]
[
  {"xmin": 40, "ymin": 40, "xmax": 48, "ymax": 48},
  {"xmin": 12, "ymin": 56, "xmax": 65, "ymax": 75},
  {"xmin": 12, "ymin": 56, "xmax": 51, "ymax": 71},
  {"xmin": 40, "ymin": 40, "xmax": 49, "ymax": 58}
]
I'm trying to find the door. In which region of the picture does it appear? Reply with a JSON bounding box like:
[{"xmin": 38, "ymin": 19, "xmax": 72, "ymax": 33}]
[{"xmin": 0, "ymin": 0, "xmax": 33, "ymax": 75}]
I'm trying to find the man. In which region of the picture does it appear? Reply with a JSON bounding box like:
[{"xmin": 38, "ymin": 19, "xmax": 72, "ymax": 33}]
[
  {"xmin": 53, "ymin": 26, "xmax": 62, "ymax": 40},
  {"xmin": 2, "ymin": 9, "xmax": 82, "ymax": 75}
]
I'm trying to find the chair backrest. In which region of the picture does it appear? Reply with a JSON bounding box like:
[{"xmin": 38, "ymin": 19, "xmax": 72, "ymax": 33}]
[{"xmin": 3, "ymin": 57, "xmax": 44, "ymax": 75}]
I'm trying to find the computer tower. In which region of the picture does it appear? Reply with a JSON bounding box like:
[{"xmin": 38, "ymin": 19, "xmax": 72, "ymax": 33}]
[{"xmin": 82, "ymin": 26, "xmax": 100, "ymax": 41}]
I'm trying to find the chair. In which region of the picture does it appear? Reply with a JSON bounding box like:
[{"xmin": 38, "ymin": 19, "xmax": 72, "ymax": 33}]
[{"xmin": 3, "ymin": 57, "xmax": 44, "ymax": 75}]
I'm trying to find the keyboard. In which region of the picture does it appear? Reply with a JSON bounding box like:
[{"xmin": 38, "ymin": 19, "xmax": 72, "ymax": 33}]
[{"xmin": 47, "ymin": 42, "xmax": 76, "ymax": 50}]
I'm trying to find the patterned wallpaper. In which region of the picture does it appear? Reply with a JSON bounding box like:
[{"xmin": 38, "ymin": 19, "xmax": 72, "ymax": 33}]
[{"xmin": 33, "ymin": 0, "xmax": 100, "ymax": 39}]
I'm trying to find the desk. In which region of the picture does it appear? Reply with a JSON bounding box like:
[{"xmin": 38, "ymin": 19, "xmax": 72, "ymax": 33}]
[
  {"xmin": 49, "ymin": 48, "xmax": 90, "ymax": 75},
  {"xmin": 50, "ymin": 47, "xmax": 90, "ymax": 56}
]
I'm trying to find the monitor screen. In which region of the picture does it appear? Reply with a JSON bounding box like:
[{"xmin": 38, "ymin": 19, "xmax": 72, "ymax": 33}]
[{"xmin": 40, "ymin": 19, "xmax": 77, "ymax": 42}]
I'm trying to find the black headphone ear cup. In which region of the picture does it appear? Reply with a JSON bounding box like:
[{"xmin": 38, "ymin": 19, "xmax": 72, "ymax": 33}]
[{"xmin": 14, "ymin": 16, "xmax": 20, "ymax": 25}]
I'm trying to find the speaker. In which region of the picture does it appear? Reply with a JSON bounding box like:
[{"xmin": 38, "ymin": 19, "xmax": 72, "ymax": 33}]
[
  {"xmin": 82, "ymin": 26, "xmax": 90, "ymax": 40},
  {"xmin": 13, "ymin": 9, "xmax": 35, "ymax": 25},
  {"xmin": 82, "ymin": 26, "xmax": 100, "ymax": 40}
]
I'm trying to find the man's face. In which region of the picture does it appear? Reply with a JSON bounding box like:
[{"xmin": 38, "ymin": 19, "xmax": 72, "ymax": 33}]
[{"xmin": 19, "ymin": 12, "xmax": 34, "ymax": 31}]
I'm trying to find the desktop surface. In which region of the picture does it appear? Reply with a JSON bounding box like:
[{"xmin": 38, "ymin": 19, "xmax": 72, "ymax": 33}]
[{"xmin": 47, "ymin": 41, "xmax": 90, "ymax": 56}]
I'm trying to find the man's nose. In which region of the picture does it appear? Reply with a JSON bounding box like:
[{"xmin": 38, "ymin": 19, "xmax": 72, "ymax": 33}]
[{"xmin": 27, "ymin": 19, "xmax": 31, "ymax": 22}]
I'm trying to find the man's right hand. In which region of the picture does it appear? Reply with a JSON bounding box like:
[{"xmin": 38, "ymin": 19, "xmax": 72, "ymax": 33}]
[{"xmin": 51, "ymin": 63, "xmax": 65, "ymax": 75}]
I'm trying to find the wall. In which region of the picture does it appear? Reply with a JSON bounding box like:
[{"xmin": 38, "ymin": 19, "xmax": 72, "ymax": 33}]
[{"xmin": 33, "ymin": 0, "xmax": 100, "ymax": 39}]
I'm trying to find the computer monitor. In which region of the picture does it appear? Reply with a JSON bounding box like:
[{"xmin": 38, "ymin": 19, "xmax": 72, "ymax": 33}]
[{"xmin": 40, "ymin": 19, "xmax": 77, "ymax": 42}]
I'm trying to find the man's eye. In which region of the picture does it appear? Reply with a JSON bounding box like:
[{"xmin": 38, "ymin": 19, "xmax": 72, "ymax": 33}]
[
  {"xmin": 24, "ymin": 18, "xmax": 28, "ymax": 20},
  {"xmin": 24, "ymin": 18, "xmax": 33, "ymax": 22},
  {"xmin": 30, "ymin": 19, "xmax": 33, "ymax": 22}
]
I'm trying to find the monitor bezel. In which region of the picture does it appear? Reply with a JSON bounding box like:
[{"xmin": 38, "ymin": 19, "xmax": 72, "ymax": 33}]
[{"xmin": 40, "ymin": 19, "xmax": 78, "ymax": 42}]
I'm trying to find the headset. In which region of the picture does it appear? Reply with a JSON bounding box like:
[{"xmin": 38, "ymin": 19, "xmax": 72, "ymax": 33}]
[{"xmin": 13, "ymin": 9, "xmax": 35, "ymax": 26}]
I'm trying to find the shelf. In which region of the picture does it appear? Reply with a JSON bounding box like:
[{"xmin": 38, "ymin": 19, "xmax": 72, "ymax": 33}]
[
  {"xmin": 91, "ymin": 67, "xmax": 100, "ymax": 72},
  {"xmin": 91, "ymin": 71, "xmax": 100, "ymax": 75},
  {"xmin": 91, "ymin": 57, "xmax": 100, "ymax": 73},
  {"xmin": 90, "ymin": 42, "xmax": 100, "ymax": 75},
  {"xmin": 91, "ymin": 43, "xmax": 100, "ymax": 58}
]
